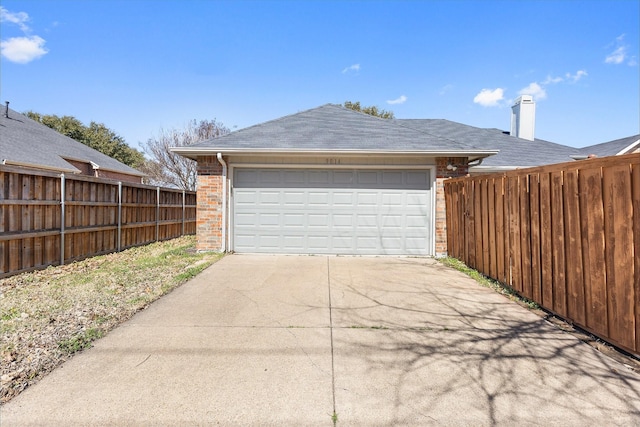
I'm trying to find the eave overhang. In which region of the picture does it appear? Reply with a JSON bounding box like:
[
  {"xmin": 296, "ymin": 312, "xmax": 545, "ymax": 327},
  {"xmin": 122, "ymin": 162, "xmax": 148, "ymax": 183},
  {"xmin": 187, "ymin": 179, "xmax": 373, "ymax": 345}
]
[{"xmin": 171, "ymin": 146, "xmax": 499, "ymax": 161}]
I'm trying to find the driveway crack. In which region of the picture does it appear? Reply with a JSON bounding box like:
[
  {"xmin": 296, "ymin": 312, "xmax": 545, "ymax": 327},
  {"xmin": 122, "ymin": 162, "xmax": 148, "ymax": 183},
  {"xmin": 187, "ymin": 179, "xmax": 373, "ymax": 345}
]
[{"xmin": 327, "ymin": 256, "xmax": 337, "ymax": 421}]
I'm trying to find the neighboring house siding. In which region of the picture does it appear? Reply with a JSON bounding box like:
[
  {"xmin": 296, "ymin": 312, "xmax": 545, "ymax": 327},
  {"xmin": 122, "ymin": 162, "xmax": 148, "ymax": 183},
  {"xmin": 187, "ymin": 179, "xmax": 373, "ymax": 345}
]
[
  {"xmin": 96, "ymin": 169, "xmax": 144, "ymax": 184},
  {"xmin": 64, "ymin": 159, "xmax": 143, "ymax": 183},
  {"xmin": 65, "ymin": 159, "xmax": 93, "ymax": 175}
]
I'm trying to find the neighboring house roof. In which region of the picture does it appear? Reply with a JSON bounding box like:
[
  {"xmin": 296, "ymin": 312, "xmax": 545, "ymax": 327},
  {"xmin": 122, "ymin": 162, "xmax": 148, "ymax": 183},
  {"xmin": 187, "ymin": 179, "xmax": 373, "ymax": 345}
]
[
  {"xmin": 395, "ymin": 119, "xmax": 578, "ymax": 170},
  {"xmin": 173, "ymin": 104, "xmax": 498, "ymax": 159},
  {"xmin": 0, "ymin": 108, "xmax": 145, "ymax": 177},
  {"xmin": 578, "ymin": 134, "xmax": 640, "ymax": 157}
]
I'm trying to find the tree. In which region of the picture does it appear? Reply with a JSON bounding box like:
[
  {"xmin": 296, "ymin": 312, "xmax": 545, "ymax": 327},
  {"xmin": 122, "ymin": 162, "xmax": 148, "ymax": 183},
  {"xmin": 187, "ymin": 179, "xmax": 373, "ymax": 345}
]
[
  {"xmin": 343, "ymin": 101, "xmax": 395, "ymax": 119},
  {"xmin": 25, "ymin": 112, "xmax": 145, "ymax": 169},
  {"xmin": 140, "ymin": 119, "xmax": 230, "ymax": 191}
]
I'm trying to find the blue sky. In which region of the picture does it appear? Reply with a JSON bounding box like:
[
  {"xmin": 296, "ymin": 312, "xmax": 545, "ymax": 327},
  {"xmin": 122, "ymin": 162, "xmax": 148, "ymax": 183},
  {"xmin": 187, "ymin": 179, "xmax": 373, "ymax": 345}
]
[{"xmin": 1, "ymin": 0, "xmax": 638, "ymax": 150}]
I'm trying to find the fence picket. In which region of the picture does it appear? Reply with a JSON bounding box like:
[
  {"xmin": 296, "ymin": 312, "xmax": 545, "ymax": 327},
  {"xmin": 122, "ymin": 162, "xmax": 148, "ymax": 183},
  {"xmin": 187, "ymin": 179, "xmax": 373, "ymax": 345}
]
[
  {"xmin": 0, "ymin": 165, "xmax": 196, "ymax": 278},
  {"xmin": 444, "ymin": 153, "xmax": 640, "ymax": 356}
]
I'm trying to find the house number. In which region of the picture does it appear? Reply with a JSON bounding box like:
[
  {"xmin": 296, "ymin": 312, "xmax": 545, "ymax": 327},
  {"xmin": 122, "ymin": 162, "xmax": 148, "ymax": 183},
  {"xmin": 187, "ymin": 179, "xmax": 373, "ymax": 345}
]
[{"xmin": 326, "ymin": 158, "xmax": 341, "ymax": 164}]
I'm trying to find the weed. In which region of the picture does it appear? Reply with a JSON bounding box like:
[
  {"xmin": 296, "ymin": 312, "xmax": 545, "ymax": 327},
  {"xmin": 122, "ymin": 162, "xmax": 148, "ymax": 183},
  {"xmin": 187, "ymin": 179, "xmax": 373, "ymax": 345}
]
[
  {"xmin": 331, "ymin": 412, "xmax": 338, "ymax": 425},
  {"xmin": 438, "ymin": 257, "xmax": 540, "ymax": 310},
  {"xmin": 58, "ymin": 328, "xmax": 104, "ymax": 355},
  {"xmin": 1, "ymin": 307, "xmax": 20, "ymax": 321}
]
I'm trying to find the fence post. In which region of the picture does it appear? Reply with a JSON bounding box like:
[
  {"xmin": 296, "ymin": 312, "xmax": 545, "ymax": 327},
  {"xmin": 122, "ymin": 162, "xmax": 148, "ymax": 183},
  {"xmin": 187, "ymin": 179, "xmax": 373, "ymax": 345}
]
[
  {"xmin": 182, "ymin": 190, "xmax": 186, "ymax": 236},
  {"xmin": 60, "ymin": 173, "xmax": 66, "ymax": 265},
  {"xmin": 117, "ymin": 181, "xmax": 122, "ymax": 252},
  {"xmin": 156, "ymin": 187, "xmax": 160, "ymax": 242}
]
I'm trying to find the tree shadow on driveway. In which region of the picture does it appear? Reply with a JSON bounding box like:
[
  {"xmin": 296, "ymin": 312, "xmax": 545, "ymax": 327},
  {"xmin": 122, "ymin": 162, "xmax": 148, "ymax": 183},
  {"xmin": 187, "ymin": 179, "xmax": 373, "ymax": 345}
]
[{"xmin": 327, "ymin": 257, "xmax": 640, "ymax": 426}]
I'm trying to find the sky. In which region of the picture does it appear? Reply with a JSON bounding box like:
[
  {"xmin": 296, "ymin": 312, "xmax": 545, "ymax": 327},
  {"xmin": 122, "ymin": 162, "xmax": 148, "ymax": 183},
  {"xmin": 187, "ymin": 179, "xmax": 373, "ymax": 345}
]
[{"xmin": 1, "ymin": 0, "xmax": 638, "ymax": 151}]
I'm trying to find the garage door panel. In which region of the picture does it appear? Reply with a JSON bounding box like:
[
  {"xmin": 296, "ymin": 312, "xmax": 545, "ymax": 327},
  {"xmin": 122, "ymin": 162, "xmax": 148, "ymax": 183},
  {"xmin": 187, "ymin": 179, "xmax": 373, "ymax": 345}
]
[
  {"xmin": 382, "ymin": 171, "xmax": 403, "ymax": 185},
  {"xmin": 380, "ymin": 237, "xmax": 403, "ymax": 249},
  {"xmin": 357, "ymin": 171, "xmax": 379, "ymax": 184},
  {"xmin": 333, "ymin": 192, "xmax": 355, "ymax": 206},
  {"xmin": 283, "ymin": 192, "xmax": 305, "ymax": 206},
  {"xmin": 333, "ymin": 214, "xmax": 353, "ymax": 227},
  {"xmin": 406, "ymin": 214, "xmax": 429, "ymax": 227},
  {"xmin": 308, "ymin": 235, "xmax": 330, "ymax": 249},
  {"xmin": 233, "ymin": 168, "xmax": 432, "ymax": 255},
  {"xmin": 260, "ymin": 170, "xmax": 282, "ymax": 183},
  {"xmin": 333, "ymin": 171, "xmax": 354, "ymax": 184},
  {"xmin": 357, "ymin": 193, "xmax": 378, "ymax": 205},
  {"xmin": 283, "ymin": 213, "xmax": 305, "ymax": 227},
  {"xmin": 282, "ymin": 235, "xmax": 305, "ymax": 249},
  {"xmin": 308, "ymin": 213, "xmax": 330, "ymax": 227},
  {"xmin": 407, "ymin": 171, "xmax": 430, "ymax": 185},
  {"xmin": 308, "ymin": 192, "xmax": 330, "ymax": 206},
  {"xmin": 259, "ymin": 213, "xmax": 280, "ymax": 226},
  {"xmin": 381, "ymin": 193, "xmax": 402, "ymax": 205},
  {"xmin": 406, "ymin": 193, "xmax": 429, "ymax": 206},
  {"xmin": 235, "ymin": 212, "xmax": 257, "ymax": 226},
  {"xmin": 283, "ymin": 170, "xmax": 306, "ymax": 184},
  {"xmin": 258, "ymin": 191, "xmax": 280, "ymax": 205}
]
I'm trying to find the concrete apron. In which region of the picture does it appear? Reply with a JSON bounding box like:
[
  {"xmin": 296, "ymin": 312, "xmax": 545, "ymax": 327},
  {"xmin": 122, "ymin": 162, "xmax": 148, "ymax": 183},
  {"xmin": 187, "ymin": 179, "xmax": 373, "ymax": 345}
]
[{"xmin": 2, "ymin": 255, "xmax": 640, "ymax": 426}]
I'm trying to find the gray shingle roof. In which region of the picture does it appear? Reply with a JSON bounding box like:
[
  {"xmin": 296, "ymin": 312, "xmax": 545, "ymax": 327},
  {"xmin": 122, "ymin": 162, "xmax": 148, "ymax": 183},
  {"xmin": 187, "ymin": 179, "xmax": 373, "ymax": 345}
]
[
  {"xmin": 0, "ymin": 108, "xmax": 145, "ymax": 176},
  {"xmin": 395, "ymin": 119, "xmax": 578, "ymax": 168},
  {"xmin": 578, "ymin": 134, "xmax": 640, "ymax": 157},
  {"xmin": 175, "ymin": 104, "xmax": 497, "ymax": 157}
]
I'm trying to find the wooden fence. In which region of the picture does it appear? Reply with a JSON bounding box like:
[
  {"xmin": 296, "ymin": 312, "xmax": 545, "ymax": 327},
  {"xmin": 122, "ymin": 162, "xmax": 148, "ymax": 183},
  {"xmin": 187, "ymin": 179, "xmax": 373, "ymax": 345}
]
[
  {"xmin": 444, "ymin": 153, "xmax": 640, "ymax": 356},
  {"xmin": 0, "ymin": 165, "xmax": 197, "ymax": 278}
]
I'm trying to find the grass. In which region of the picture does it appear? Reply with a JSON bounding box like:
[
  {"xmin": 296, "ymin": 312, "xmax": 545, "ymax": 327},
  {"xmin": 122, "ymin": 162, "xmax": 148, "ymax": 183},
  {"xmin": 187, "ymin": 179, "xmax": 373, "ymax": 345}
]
[
  {"xmin": 58, "ymin": 328, "xmax": 104, "ymax": 354},
  {"xmin": 0, "ymin": 235, "xmax": 223, "ymax": 404},
  {"xmin": 438, "ymin": 257, "xmax": 540, "ymax": 310}
]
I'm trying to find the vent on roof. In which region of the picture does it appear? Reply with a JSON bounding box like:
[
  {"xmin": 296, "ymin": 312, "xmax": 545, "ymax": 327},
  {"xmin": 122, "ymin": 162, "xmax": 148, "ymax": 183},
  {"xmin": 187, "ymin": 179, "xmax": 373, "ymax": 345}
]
[
  {"xmin": 510, "ymin": 95, "xmax": 535, "ymax": 141},
  {"xmin": 4, "ymin": 101, "xmax": 8, "ymax": 118}
]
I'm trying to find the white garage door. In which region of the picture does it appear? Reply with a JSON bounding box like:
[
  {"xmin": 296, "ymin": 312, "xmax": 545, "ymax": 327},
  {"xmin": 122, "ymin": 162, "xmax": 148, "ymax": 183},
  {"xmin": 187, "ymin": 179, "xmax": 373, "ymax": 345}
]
[{"xmin": 232, "ymin": 168, "xmax": 432, "ymax": 255}]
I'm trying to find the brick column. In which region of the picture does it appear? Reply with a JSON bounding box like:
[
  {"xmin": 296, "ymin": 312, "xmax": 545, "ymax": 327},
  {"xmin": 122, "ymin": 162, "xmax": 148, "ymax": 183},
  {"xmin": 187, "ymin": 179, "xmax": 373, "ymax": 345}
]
[
  {"xmin": 435, "ymin": 157, "xmax": 469, "ymax": 257},
  {"xmin": 196, "ymin": 156, "xmax": 224, "ymax": 252}
]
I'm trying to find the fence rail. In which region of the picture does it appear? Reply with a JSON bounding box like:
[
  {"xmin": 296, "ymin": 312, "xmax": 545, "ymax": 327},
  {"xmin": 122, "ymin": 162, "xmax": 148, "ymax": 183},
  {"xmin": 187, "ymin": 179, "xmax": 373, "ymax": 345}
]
[
  {"xmin": 444, "ymin": 153, "xmax": 640, "ymax": 356},
  {"xmin": 0, "ymin": 165, "xmax": 196, "ymax": 278}
]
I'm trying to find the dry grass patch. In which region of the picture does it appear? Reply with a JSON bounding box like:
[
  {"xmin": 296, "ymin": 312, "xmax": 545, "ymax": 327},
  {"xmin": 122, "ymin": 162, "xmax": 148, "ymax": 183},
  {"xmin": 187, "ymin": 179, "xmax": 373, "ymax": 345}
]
[{"xmin": 0, "ymin": 236, "xmax": 222, "ymax": 404}]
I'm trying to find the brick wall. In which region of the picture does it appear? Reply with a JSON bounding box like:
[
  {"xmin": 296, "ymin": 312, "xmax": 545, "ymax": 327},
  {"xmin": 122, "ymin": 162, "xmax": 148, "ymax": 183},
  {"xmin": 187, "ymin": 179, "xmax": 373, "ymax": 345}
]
[
  {"xmin": 196, "ymin": 156, "xmax": 225, "ymax": 252},
  {"xmin": 435, "ymin": 157, "xmax": 469, "ymax": 257}
]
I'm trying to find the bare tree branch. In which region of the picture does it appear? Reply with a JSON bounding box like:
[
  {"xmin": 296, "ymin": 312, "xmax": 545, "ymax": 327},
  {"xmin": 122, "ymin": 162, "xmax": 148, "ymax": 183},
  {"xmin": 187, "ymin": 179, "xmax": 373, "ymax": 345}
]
[{"xmin": 140, "ymin": 119, "xmax": 230, "ymax": 190}]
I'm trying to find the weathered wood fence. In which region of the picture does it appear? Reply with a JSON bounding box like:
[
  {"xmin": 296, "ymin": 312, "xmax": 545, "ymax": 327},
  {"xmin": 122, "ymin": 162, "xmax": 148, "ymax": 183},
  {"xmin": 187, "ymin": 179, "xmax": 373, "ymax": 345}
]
[
  {"xmin": 0, "ymin": 165, "xmax": 197, "ymax": 278},
  {"xmin": 444, "ymin": 153, "xmax": 640, "ymax": 356}
]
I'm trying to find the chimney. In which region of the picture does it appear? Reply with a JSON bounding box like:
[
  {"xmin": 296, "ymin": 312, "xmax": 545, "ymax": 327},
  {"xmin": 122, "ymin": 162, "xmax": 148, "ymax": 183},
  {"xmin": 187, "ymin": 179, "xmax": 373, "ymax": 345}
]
[
  {"xmin": 510, "ymin": 95, "xmax": 535, "ymax": 141},
  {"xmin": 4, "ymin": 101, "xmax": 9, "ymax": 118}
]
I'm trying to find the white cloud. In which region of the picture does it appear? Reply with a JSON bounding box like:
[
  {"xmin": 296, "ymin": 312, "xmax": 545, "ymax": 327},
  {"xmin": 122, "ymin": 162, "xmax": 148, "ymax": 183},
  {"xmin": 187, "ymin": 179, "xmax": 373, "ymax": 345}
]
[
  {"xmin": 0, "ymin": 6, "xmax": 31, "ymax": 32},
  {"xmin": 605, "ymin": 46, "xmax": 627, "ymax": 64},
  {"xmin": 1, "ymin": 36, "xmax": 48, "ymax": 63},
  {"xmin": 386, "ymin": 95, "xmax": 407, "ymax": 105},
  {"xmin": 518, "ymin": 82, "xmax": 547, "ymax": 100},
  {"xmin": 604, "ymin": 34, "xmax": 635, "ymax": 65},
  {"xmin": 566, "ymin": 70, "xmax": 587, "ymax": 82},
  {"xmin": 473, "ymin": 88, "xmax": 504, "ymax": 107},
  {"xmin": 439, "ymin": 84, "xmax": 453, "ymax": 95},
  {"xmin": 0, "ymin": 6, "xmax": 49, "ymax": 64},
  {"xmin": 542, "ymin": 75, "xmax": 563, "ymax": 84},
  {"xmin": 342, "ymin": 63, "xmax": 360, "ymax": 74}
]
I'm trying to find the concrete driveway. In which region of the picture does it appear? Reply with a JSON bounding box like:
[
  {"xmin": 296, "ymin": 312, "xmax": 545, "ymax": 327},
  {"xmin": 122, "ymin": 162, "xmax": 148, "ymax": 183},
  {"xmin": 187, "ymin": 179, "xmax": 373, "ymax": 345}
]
[{"xmin": 2, "ymin": 255, "xmax": 640, "ymax": 426}]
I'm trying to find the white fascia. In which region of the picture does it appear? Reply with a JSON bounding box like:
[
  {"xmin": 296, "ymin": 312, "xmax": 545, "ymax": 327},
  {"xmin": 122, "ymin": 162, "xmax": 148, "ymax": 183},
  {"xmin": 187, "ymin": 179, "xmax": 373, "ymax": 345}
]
[{"xmin": 170, "ymin": 147, "xmax": 499, "ymax": 160}]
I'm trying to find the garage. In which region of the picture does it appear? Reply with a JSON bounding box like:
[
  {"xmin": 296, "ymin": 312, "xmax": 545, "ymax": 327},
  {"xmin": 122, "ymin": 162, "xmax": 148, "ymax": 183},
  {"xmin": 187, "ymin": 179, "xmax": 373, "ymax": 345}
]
[{"xmin": 232, "ymin": 168, "xmax": 433, "ymax": 255}]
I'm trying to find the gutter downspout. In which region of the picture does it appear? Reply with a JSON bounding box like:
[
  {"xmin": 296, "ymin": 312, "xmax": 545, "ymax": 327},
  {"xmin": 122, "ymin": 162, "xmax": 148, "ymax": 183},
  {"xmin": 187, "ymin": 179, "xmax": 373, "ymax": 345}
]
[{"xmin": 217, "ymin": 153, "xmax": 227, "ymax": 252}]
